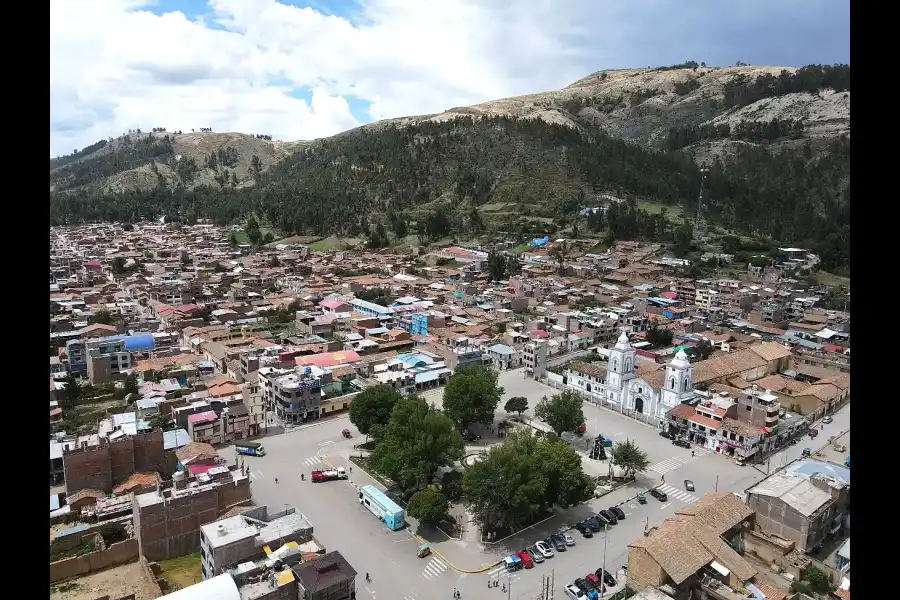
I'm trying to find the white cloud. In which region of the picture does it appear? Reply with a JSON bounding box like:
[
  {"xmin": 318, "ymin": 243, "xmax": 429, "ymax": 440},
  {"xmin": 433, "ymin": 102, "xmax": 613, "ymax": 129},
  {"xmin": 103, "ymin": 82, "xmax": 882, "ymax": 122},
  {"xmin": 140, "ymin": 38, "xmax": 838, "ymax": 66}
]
[{"xmin": 49, "ymin": 0, "xmax": 849, "ymax": 157}]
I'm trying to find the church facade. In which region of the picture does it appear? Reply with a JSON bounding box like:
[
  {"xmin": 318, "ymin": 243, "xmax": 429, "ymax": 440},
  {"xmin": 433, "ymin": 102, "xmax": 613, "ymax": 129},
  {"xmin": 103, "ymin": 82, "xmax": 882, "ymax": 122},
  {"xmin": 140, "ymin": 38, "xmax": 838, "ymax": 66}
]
[{"xmin": 563, "ymin": 331, "xmax": 696, "ymax": 426}]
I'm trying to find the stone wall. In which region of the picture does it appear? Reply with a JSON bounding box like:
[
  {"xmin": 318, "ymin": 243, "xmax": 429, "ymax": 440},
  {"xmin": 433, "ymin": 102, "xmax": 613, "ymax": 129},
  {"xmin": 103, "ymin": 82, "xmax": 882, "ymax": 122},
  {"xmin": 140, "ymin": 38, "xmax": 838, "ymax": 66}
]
[{"xmin": 49, "ymin": 538, "xmax": 140, "ymax": 583}]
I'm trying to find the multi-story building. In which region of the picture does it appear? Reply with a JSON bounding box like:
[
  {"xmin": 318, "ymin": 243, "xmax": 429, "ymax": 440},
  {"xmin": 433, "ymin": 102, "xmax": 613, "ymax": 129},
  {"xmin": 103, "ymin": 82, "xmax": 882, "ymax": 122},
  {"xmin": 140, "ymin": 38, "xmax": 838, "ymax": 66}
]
[
  {"xmin": 737, "ymin": 386, "xmax": 781, "ymax": 431},
  {"xmin": 259, "ymin": 366, "xmax": 325, "ymax": 425},
  {"xmin": 523, "ymin": 340, "xmax": 548, "ymax": 379},
  {"xmin": 293, "ymin": 551, "xmax": 358, "ymax": 600},
  {"xmin": 133, "ymin": 466, "xmax": 252, "ymax": 561},
  {"xmin": 242, "ymin": 372, "xmax": 268, "ymax": 436},
  {"xmin": 85, "ymin": 336, "xmax": 132, "ymax": 384},
  {"xmin": 746, "ymin": 460, "xmax": 850, "ymax": 554},
  {"xmin": 695, "ymin": 287, "xmax": 723, "ymax": 310},
  {"xmin": 398, "ymin": 312, "xmax": 430, "ymax": 336},
  {"xmin": 66, "ymin": 339, "xmax": 88, "ymax": 374},
  {"xmin": 200, "ymin": 506, "xmax": 314, "ymax": 580}
]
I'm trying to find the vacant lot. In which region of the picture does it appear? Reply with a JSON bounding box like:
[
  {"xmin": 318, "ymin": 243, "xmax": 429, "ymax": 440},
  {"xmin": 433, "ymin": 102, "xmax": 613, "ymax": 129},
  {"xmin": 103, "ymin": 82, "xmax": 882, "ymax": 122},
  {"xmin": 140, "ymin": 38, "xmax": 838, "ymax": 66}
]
[
  {"xmin": 159, "ymin": 552, "xmax": 203, "ymax": 590},
  {"xmin": 49, "ymin": 561, "xmax": 157, "ymax": 600}
]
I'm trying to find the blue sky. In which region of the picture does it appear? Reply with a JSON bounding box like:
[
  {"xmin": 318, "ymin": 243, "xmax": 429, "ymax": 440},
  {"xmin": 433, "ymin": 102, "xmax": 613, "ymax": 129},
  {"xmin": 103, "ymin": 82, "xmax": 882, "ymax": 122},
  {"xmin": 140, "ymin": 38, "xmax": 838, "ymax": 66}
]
[{"xmin": 50, "ymin": 0, "xmax": 849, "ymax": 157}]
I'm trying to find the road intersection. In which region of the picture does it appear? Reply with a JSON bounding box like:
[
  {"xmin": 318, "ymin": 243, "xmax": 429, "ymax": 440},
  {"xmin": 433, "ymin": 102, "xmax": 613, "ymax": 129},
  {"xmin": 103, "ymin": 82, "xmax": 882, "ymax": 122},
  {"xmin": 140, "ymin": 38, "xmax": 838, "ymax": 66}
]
[{"xmin": 227, "ymin": 369, "xmax": 849, "ymax": 600}]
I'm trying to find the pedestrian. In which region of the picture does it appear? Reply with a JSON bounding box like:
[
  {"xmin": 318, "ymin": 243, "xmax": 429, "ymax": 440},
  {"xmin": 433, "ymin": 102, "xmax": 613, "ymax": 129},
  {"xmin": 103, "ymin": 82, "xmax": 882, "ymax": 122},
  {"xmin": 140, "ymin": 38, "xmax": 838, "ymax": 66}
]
[{"xmin": 350, "ymin": 466, "xmax": 353, "ymax": 473}]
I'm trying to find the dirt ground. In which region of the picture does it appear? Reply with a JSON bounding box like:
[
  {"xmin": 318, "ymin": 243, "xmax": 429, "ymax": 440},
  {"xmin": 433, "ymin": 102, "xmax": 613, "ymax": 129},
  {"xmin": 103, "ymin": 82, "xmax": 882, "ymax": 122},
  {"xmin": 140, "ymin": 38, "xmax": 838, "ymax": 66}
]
[{"xmin": 50, "ymin": 561, "xmax": 158, "ymax": 600}]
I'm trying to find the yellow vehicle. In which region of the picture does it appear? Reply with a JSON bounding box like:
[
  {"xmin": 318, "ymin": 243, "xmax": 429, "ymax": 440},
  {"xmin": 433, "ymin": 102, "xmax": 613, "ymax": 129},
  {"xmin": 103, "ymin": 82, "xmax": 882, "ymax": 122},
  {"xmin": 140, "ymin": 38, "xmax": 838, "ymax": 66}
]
[{"xmin": 417, "ymin": 544, "xmax": 431, "ymax": 558}]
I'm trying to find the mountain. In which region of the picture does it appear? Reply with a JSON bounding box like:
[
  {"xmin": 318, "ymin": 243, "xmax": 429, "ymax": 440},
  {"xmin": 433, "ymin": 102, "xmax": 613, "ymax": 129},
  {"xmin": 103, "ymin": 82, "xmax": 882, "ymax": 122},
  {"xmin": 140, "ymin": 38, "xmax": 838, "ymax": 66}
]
[
  {"xmin": 50, "ymin": 131, "xmax": 305, "ymax": 194},
  {"xmin": 49, "ymin": 64, "xmax": 850, "ymax": 271}
]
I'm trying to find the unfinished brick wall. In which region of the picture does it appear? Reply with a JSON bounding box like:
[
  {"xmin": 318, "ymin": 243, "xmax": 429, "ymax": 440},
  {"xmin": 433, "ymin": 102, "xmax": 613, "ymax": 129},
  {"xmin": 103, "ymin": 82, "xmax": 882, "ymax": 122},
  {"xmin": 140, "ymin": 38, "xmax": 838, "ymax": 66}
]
[
  {"xmin": 133, "ymin": 430, "xmax": 166, "ymax": 473},
  {"xmin": 63, "ymin": 444, "xmax": 112, "ymax": 495},
  {"xmin": 64, "ymin": 431, "xmax": 169, "ymax": 495},
  {"xmin": 49, "ymin": 538, "xmax": 139, "ymax": 583},
  {"xmin": 136, "ymin": 477, "xmax": 251, "ymax": 561}
]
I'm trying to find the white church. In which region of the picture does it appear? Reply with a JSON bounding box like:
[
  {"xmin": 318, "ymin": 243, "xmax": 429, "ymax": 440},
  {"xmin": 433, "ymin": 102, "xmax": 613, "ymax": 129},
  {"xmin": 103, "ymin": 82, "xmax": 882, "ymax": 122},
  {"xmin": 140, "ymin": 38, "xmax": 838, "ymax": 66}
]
[{"xmin": 563, "ymin": 330, "xmax": 696, "ymax": 425}]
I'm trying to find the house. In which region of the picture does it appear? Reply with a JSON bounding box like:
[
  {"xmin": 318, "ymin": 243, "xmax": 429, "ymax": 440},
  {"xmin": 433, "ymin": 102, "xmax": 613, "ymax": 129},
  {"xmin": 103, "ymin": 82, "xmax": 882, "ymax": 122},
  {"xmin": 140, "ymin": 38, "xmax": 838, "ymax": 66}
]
[
  {"xmin": 628, "ymin": 493, "xmax": 764, "ymax": 598},
  {"xmin": 746, "ymin": 460, "xmax": 850, "ymax": 554},
  {"xmin": 486, "ymin": 343, "xmax": 520, "ymax": 370},
  {"xmin": 293, "ymin": 551, "xmax": 358, "ymax": 600}
]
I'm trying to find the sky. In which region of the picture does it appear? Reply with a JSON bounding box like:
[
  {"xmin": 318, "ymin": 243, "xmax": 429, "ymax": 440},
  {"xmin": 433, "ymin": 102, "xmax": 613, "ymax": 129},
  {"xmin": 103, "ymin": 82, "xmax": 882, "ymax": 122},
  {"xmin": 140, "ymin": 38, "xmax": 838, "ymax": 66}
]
[{"xmin": 49, "ymin": 0, "xmax": 850, "ymax": 158}]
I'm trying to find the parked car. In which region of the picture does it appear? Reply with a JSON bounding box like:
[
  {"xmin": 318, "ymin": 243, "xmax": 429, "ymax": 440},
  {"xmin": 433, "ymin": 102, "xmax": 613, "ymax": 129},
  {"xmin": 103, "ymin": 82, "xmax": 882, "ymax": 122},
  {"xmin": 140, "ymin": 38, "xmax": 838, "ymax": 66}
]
[
  {"xmin": 822, "ymin": 415, "xmax": 833, "ymax": 424},
  {"xmin": 809, "ymin": 428, "xmax": 819, "ymax": 439},
  {"xmin": 684, "ymin": 480, "xmax": 695, "ymax": 492},
  {"xmin": 608, "ymin": 506, "xmax": 626, "ymax": 520},
  {"xmin": 598, "ymin": 509, "xmax": 617, "ymax": 525},
  {"xmin": 575, "ymin": 521, "xmax": 594, "ymax": 537},
  {"xmin": 596, "ymin": 568, "xmax": 617, "ymax": 587},
  {"xmin": 534, "ymin": 541, "xmax": 554, "ymax": 558},
  {"xmin": 802, "ymin": 448, "xmax": 812, "ymax": 457},
  {"xmin": 585, "ymin": 517, "xmax": 601, "ymax": 532},
  {"xmin": 565, "ymin": 583, "xmax": 588, "ymax": 600},
  {"xmin": 548, "ymin": 533, "xmax": 567, "ymax": 551},
  {"xmin": 659, "ymin": 430, "xmax": 673, "ymax": 439},
  {"xmin": 735, "ymin": 457, "xmax": 746, "ymax": 466},
  {"xmin": 585, "ymin": 572, "xmax": 605, "ymax": 593},
  {"xmin": 649, "ymin": 488, "xmax": 668, "ymax": 502},
  {"xmin": 672, "ymin": 438, "xmax": 691, "ymax": 449},
  {"xmin": 594, "ymin": 512, "xmax": 612, "ymax": 526},
  {"xmin": 574, "ymin": 578, "xmax": 599, "ymax": 600},
  {"xmin": 526, "ymin": 545, "xmax": 545, "ymax": 563},
  {"xmin": 564, "ymin": 532, "xmax": 576, "ymax": 546},
  {"xmin": 516, "ymin": 550, "xmax": 534, "ymax": 569}
]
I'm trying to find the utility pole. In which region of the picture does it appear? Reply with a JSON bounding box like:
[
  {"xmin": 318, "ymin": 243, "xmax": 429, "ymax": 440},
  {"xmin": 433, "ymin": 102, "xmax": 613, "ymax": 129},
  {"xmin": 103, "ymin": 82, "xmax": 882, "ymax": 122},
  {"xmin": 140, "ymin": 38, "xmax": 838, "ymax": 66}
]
[
  {"xmin": 715, "ymin": 474, "xmax": 719, "ymax": 492},
  {"xmin": 601, "ymin": 524, "xmax": 609, "ymax": 588},
  {"xmin": 550, "ymin": 569, "xmax": 555, "ymax": 600}
]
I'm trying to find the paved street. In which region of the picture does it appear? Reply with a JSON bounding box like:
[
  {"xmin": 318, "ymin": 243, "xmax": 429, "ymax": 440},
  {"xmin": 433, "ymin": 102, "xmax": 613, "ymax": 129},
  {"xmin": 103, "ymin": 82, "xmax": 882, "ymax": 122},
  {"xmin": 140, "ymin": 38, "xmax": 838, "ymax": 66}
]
[{"xmin": 227, "ymin": 372, "xmax": 849, "ymax": 600}]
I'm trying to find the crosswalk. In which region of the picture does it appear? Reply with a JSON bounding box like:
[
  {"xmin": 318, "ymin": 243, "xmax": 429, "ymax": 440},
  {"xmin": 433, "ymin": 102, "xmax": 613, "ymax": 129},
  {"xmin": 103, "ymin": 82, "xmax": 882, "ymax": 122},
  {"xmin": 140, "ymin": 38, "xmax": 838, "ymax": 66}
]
[
  {"xmin": 648, "ymin": 457, "xmax": 684, "ymax": 475},
  {"xmin": 485, "ymin": 564, "xmax": 522, "ymax": 585},
  {"xmin": 421, "ymin": 557, "xmax": 449, "ymax": 580},
  {"xmin": 301, "ymin": 455, "xmax": 324, "ymax": 466},
  {"xmin": 658, "ymin": 483, "xmax": 699, "ymax": 504},
  {"xmin": 648, "ymin": 448, "xmax": 713, "ymax": 475}
]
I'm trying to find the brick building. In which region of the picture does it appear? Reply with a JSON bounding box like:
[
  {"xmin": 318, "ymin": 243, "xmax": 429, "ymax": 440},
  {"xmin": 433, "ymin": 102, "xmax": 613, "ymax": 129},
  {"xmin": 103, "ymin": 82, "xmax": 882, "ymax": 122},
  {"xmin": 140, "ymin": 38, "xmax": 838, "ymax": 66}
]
[
  {"xmin": 133, "ymin": 465, "xmax": 252, "ymax": 561},
  {"xmin": 62, "ymin": 430, "xmax": 168, "ymax": 495}
]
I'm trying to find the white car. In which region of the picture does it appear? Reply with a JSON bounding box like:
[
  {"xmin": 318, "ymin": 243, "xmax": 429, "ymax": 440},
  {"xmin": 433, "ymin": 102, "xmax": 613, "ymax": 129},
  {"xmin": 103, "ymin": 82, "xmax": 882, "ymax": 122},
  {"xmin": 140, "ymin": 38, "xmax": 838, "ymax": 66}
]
[
  {"xmin": 564, "ymin": 532, "xmax": 576, "ymax": 546},
  {"xmin": 565, "ymin": 584, "xmax": 588, "ymax": 600},
  {"xmin": 822, "ymin": 416, "xmax": 833, "ymax": 424},
  {"xmin": 534, "ymin": 540, "xmax": 554, "ymax": 559}
]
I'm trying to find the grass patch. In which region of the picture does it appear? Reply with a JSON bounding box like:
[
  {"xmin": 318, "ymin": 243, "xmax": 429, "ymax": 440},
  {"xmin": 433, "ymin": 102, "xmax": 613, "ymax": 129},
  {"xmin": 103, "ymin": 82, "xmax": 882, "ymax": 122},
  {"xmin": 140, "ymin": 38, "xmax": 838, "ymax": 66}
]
[
  {"xmin": 815, "ymin": 271, "xmax": 850, "ymax": 287},
  {"xmin": 637, "ymin": 201, "xmax": 683, "ymax": 220},
  {"xmin": 158, "ymin": 553, "xmax": 202, "ymax": 590},
  {"xmin": 309, "ymin": 236, "xmax": 362, "ymax": 251},
  {"xmin": 61, "ymin": 399, "xmax": 125, "ymax": 434},
  {"xmin": 512, "ymin": 243, "xmax": 532, "ymax": 253},
  {"xmin": 349, "ymin": 455, "xmax": 394, "ymax": 488},
  {"xmin": 51, "ymin": 541, "xmax": 96, "ymax": 562},
  {"xmin": 50, "ymin": 582, "xmax": 81, "ymax": 594}
]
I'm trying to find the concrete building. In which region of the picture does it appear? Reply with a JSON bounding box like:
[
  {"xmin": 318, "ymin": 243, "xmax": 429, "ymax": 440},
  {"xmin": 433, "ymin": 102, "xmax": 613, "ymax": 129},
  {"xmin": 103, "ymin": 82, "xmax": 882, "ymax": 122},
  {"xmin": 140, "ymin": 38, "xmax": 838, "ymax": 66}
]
[
  {"xmin": 486, "ymin": 343, "xmax": 520, "ymax": 370},
  {"xmin": 133, "ymin": 466, "xmax": 252, "ymax": 561},
  {"xmin": 746, "ymin": 462, "xmax": 850, "ymax": 554},
  {"xmin": 259, "ymin": 366, "xmax": 325, "ymax": 425},
  {"xmin": 85, "ymin": 336, "xmax": 132, "ymax": 384},
  {"xmin": 200, "ymin": 507, "xmax": 314, "ymax": 580},
  {"xmin": 523, "ymin": 340, "xmax": 548, "ymax": 379},
  {"xmin": 293, "ymin": 551, "xmax": 357, "ymax": 600},
  {"xmin": 66, "ymin": 339, "xmax": 88, "ymax": 374}
]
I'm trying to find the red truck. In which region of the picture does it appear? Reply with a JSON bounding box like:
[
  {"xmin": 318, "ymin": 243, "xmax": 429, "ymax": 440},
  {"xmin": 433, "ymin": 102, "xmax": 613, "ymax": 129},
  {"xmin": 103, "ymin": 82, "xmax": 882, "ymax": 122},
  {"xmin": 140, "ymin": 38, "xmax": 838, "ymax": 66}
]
[{"xmin": 311, "ymin": 467, "xmax": 347, "ymax": 482}]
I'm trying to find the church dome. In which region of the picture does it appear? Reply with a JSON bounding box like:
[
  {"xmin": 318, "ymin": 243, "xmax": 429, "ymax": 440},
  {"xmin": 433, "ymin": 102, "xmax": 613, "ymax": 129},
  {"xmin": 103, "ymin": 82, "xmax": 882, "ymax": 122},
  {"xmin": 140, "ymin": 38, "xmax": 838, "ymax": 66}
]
[
  {"xmin": 614, "ymin": 330, "xmax": 631, "ymax": 350},
  {"xmin": 670, "ymin": 348, "xmax": 691, "ymax": 369}
]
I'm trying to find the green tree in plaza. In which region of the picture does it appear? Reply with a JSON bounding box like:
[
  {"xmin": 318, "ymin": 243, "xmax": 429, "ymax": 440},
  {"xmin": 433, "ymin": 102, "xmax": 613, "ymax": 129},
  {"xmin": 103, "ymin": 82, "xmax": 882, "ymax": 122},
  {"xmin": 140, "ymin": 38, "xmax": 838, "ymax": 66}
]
[
  {"xmin": 441, "ymin": 365, "xmax": 504, "ymax": 432},
  {"xmin": 462, "ymin": 429, "xmax": 593, "ymax": 534},
  {"xmin": 610, "ymin": 439, "xmax": 651, "ymax": 480},
  {"xmin": 406, "ymin": 487, "xmax": 448, "ymax": 526},
  {"xmin": 503, "ymin": 396, "xmax": 529, "ymax": 418},
  {"xmin": 534, "ymin": 391, "xmax": 585, "ymax": 437},
  {"xmin": 348, "ymin": 384, "xmax": 402, "ymax": 439},
  {"xmin": 370, "ymin": 395, "xmax": 464, "ymax": 495}
]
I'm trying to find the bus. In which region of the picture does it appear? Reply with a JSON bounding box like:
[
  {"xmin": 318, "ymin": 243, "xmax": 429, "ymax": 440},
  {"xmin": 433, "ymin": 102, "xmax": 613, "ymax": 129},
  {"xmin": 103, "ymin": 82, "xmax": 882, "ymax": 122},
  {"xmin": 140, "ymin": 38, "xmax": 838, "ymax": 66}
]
[
  {"xmin": 359, "ymin": 484, "xmax": 405, "ymax": 531},
  {"xmin": 235, "ymin": 441, "xmax": 266, "ymax": 457}
]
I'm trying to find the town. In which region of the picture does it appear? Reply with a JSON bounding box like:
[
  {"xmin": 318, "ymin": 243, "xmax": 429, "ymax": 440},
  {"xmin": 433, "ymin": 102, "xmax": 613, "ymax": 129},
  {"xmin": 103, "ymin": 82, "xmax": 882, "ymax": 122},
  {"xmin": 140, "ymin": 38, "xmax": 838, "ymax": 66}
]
[{"xmin": 50, "ymin": 221, "xmax": 850, "ymax": 600}]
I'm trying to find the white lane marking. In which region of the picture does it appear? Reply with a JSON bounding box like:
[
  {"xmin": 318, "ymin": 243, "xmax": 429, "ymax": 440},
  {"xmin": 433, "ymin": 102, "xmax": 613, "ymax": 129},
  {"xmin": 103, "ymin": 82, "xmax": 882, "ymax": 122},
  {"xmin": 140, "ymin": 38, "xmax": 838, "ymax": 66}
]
[
  {"xmin": 421, "ymin": 557, "xmax": 448, "ymax": 580},
  {"xmin": 318, "ymin": 440, "xmax": 335, "ymax": 447},
  {"xmin": 660, "ymin": 503, "xmax": 671, "ymax": 510},
  {"xmin": 648, "ymin": 457, "xmax": 684, "ymax": 474},
  {"xmin": 614, "ymin": 431, "xmax": 624, "ymax": 437}
]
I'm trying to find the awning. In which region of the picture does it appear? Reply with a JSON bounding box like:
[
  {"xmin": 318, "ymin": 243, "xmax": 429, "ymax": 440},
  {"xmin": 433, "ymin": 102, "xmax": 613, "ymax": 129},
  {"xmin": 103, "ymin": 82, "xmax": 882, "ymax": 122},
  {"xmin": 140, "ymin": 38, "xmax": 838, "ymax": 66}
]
[
  {"xmin": 415, "ymin": 371, "xmax": 440, "ymax": 384},
  {"xmin": 709, "ymin": 561, "xmax": 730, "ymax": 577}
]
